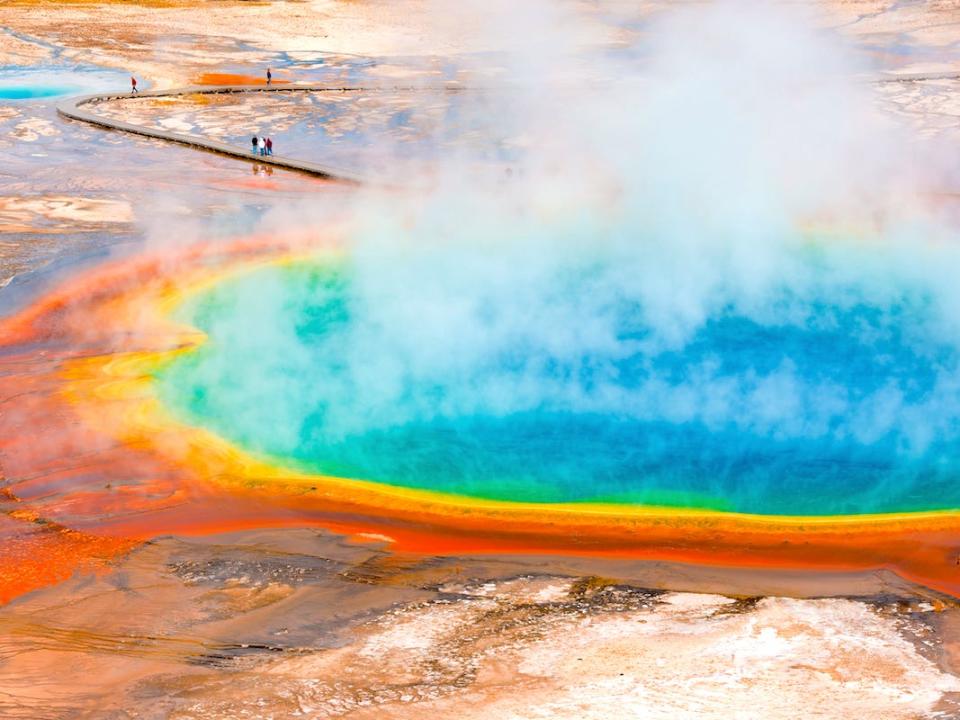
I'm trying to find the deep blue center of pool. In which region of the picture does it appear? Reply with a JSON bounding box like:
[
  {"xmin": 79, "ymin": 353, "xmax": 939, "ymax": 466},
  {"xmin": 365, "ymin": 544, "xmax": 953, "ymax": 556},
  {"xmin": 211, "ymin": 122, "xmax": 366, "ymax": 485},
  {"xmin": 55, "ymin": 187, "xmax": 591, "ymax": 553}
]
[{"xmin": 156, "ymin": 258, "xmax": 960, "ymax": 516}]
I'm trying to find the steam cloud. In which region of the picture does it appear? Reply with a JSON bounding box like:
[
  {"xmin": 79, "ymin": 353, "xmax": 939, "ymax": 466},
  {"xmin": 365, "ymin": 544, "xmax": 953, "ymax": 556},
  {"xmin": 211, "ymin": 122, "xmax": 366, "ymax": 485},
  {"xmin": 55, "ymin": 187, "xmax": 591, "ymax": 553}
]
[{"xmin": 169, "ymin": 0, "xmax": 960, "ymax": 470}]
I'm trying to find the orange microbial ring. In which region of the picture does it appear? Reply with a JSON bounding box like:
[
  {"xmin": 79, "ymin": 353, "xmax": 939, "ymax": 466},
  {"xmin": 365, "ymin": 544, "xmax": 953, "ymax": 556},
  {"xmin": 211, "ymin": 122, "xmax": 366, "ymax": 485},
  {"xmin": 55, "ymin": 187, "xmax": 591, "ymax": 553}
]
[
  {"xmin": 1, "ymin": 235, "xmax": 959, "ymax": 604},
  {"xmin": 194, "ymin": 73, "xmax": 291, "ymax": 86}
]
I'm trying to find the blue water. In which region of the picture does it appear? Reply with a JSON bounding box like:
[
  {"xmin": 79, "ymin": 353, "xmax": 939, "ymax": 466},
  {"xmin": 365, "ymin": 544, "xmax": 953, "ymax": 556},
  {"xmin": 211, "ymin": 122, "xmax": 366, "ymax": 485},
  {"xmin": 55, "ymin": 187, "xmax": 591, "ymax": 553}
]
[
  {"xmin": 156, "ymin": 259, "xmax": 960, "ymax": 516},
  {"xmin": 0, "ymin": 64, "xmax": 130, "ymax": 102},
  {"xmin": 0, "ymin": 86, "xmax": 77, "ymax": 100}
]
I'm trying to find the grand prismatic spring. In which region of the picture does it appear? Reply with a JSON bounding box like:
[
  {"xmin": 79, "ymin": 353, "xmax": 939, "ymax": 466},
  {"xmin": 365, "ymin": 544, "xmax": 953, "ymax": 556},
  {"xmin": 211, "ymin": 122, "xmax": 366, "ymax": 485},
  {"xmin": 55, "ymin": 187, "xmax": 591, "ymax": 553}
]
[{"xmin": 6, "ymin": 1, "xmax": 960, "ymax": 718}]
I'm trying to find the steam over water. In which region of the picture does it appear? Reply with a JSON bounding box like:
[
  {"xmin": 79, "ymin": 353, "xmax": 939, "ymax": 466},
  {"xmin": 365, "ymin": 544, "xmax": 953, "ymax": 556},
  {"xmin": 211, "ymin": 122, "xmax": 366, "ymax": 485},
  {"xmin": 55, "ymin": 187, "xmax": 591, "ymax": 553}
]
[
  {"xmin": 155, "ymin": 0, "xmax": 960, "ymax": 517},
  {"xmin": 158, "ymin": 241, "xmax": 960, "ymax": 516}
]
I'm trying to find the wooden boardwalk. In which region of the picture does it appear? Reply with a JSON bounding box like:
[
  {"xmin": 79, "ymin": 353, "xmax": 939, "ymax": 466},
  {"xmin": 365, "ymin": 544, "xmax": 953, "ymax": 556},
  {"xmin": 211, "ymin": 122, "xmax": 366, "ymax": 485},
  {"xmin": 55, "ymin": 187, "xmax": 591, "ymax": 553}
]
[{"xmin": 55, "ymin": 84, "xmax": 413, "ymax": 183}]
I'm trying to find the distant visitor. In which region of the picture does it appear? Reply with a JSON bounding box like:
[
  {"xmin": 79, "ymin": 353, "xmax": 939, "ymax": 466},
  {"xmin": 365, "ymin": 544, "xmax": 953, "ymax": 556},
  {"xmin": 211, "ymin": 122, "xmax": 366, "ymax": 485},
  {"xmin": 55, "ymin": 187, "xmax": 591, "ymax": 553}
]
[
  {"xmin": 130, "ymin": 76, "xmax": 138, "ymax": 94},
  {"xmin": 266, "ymin": 68, "xmax": 272, "ymax": 85},
  {"xmin": 266, "ymin": 137, "xmax": 273, "ymax": 155},
  {"xmin": 251, "ymin": 136, "xmax": 258, "ymax": 155},
  {"xmin": 258, "ymin": 136, "xmax": 266, "ymax": 156}
]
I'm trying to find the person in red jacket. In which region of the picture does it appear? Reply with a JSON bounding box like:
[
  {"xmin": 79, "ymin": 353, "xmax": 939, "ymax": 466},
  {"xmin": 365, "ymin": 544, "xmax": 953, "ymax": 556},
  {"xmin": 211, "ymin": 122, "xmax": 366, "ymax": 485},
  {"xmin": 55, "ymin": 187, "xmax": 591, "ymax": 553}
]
[
  {"xmin": 265, "ymin": 137, "xmax": 273, "ymax": 155},
  {"xmin": 131, "ymin": 76, "xmax": 139, "ymax": 93}
]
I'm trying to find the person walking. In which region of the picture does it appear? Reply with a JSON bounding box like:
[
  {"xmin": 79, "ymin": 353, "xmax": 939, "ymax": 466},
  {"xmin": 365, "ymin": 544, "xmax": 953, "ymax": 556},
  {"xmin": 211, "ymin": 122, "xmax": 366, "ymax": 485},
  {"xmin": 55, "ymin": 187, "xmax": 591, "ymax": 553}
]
[
  {"xmin": 266, "ymin": 68, "xmax": 272, "ymax": 85},
  {"xmin": 251, "ymin": 136, "xmax": 259, "ymax": 155},
  {"xmin": 131, "ymin": 76, "xmax": 139, "ymax": 93},
  {"xmin": 258, "ymin": 136, "xmax": 266, "ymax": 156},
  {"xmin": 265, "ymin": 137, "xmax": 273, "ymax": 156}
]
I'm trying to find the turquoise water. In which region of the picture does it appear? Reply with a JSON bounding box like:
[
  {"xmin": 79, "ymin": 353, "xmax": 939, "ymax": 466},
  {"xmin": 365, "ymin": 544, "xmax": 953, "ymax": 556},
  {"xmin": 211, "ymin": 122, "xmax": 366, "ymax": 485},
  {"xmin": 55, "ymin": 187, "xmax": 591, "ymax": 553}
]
[
  {"xmin": 156, "ymin": 258, "xmax": 960, "ymax": 516},
  {"xmin": 0, "ymin": 86, "xmax": 76, "ymax": 100},
  {"xmin": 0, "ymin": 64, "xmax": 130, "ymax": 101}
]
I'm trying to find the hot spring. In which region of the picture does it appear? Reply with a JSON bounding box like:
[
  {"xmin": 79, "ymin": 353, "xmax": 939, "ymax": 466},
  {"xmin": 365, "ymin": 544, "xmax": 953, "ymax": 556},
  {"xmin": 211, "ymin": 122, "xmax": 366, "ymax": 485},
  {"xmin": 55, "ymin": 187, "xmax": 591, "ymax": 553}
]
[
  {"xmin": 0, "ymin": 65, "xmax": 130, "ymax": 101},
  {"xmin": 154, "ymin": 237, "xmax": 960, "ymax": 518},
  {"xmin": 0, "ymin": 85, "xmax": 77, "ymax": 100}
]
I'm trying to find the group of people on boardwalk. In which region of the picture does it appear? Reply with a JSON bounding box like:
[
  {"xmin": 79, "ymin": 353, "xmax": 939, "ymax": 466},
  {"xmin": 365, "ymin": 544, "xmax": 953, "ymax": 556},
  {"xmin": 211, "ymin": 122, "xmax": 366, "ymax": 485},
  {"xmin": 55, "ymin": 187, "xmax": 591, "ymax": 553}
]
[{"xmin": 252, "ymin": 135, "xmax": 273, "ymax": 156}]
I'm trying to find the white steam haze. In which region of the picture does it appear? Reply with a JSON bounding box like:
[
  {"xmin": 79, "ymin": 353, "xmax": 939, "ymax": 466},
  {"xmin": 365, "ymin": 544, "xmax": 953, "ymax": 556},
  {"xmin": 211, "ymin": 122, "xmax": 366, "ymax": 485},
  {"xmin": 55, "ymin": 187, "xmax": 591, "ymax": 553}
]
[{"xmin": 174, "ymin": 0, "xmax": 960, "ymax": 462}]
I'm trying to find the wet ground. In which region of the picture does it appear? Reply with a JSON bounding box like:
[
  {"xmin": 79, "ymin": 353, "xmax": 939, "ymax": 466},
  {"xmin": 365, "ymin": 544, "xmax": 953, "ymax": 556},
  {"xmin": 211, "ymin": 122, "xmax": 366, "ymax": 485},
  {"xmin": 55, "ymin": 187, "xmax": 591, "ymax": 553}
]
[
  {"xmin": 85, "ymin": 88, "xmax": 519, "ymax": 177},
  {"xmin": 4, "ymin": 527, "xmax": 960, "ymax": 719}
]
